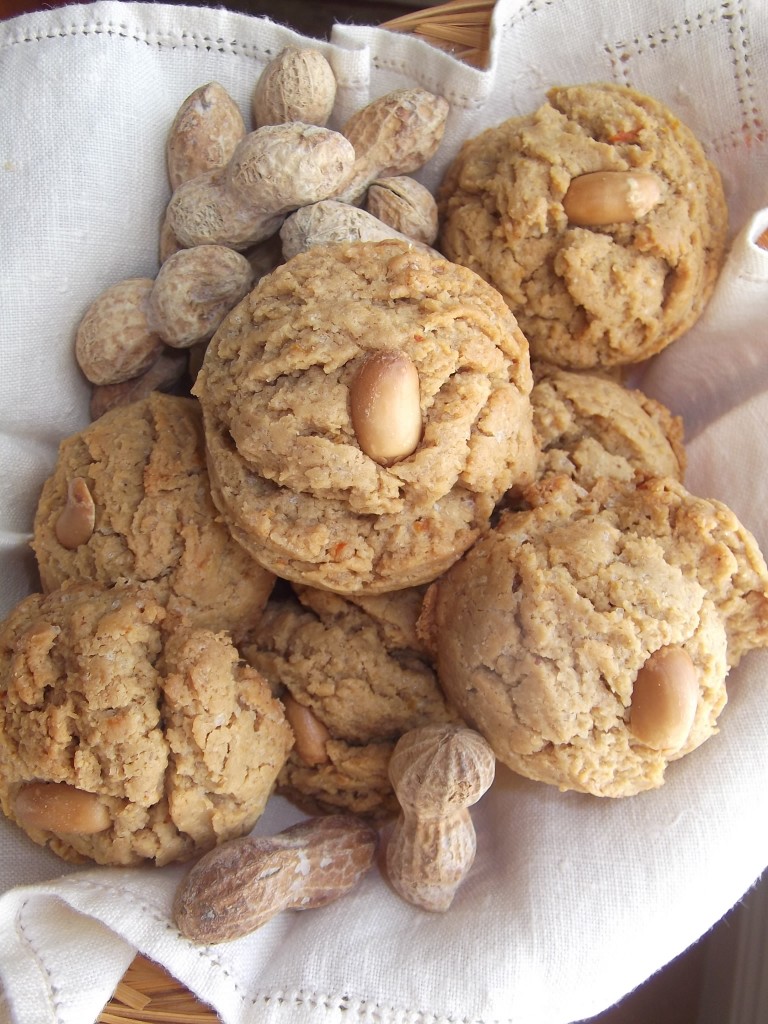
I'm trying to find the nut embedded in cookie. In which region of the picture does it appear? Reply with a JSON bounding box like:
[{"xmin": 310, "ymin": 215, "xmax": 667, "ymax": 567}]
[
  {"xmin": 0, "ymin": 580, "xmax": 294, "ymax": 866},
  {"xmin": 31, "ymin": 392, "xmax": 276, "ymax": 642},
  {"xmin": 437, "ymin": 82, "xmax": 728, "ymax": 370},
  {"xmin": 422, "ymin": 474, "xmax": 768, "ymax": 797},
  {"xmin": 240, "ymin": 582, "xmax": 461, "ymax": 820},
  {"xmin": 194, "ymin": 238, "xmax": 539, "ymax": 594}
]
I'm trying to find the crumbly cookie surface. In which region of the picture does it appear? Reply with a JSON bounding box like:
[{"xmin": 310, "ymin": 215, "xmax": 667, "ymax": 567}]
[
  {"xmin": 0, "ymin": 580, "xmax": 293, "ymax": 865},
  {"xmin": 194, "ymin": 238, "xmax": 537, "ymax": 593},
  {"xmin": 31, "ymin": 392, "xmax": 275, "ymax": 640},
  {"xmin": 438, "ymin": 82, "xmax": 728, "ymax": 369},
  {"xmin": 531, "ymin": 365, "xmax": 686, "ymax": 489},
  {"xmin": 424, "ymin": 475, "xmax": 768, "ymax": 797},
  {"xmin": 242, "ymin": 586, "xmax": 459, "ymax": 818}
]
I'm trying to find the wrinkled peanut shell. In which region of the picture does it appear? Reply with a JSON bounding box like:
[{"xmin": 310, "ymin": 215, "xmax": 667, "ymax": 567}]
[
  {"xmin": 226, "ymin": 122, "xmax": 356, "ymax": 211},
  {"xmin": 173, "ymin": 815, "xmax": 378, "ymax": 943},
  {"xmin": 252, "ymin": 46, "xmax": 337, "ymax": 128},
  {"xmin": 75, "ymin": 278, "xmax": 164, "ymax": 386},
  {"xmin": 365, "ymin": 176, "xmax": 439, "ymax": 245},
  {"xmin": 166, "ymin": 81, "xmax": 246, "ymax": 191},
  {"xmin": 334, "ymin": 88, "xmax": 450, "ymax": 205},
  {"xmin": 280, "ymin": 199, "xmax": 436, "ymax": 260},
  {"xmin": 148, "ymin": 245, "xmax": 254, "ymax": 348}
]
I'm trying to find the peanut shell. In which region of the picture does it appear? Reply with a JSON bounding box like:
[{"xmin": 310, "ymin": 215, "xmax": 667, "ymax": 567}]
[
  {"xmin": 148, "ymin": 245, "xmax": 254, "ymax": 348},
  {"xmin": 75, "ymin": 278, "xmax": 164, "ymax": 386},
  {"xmin": 252, "ymin": 46, "xmax": 337, "ymax": 128},
  {"xmin": 166, "ymin": 82, "xmax": 246, "ymax": 191}
]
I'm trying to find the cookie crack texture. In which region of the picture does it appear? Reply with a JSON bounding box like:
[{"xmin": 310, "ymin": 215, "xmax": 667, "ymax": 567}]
[
  {"xmin": 195, "ymin": 238, "xmax": 537, "ymax": 593},
  {"xmin": 437, "ymin": 81, "xmax": 727, "ymax": 369},
  {"xmin": 160, "ymin": 628, "xmax": 292, "ymax": 848},
  {"xmin": 428, "ymin": 475, "xmax": 764, "ymax": 797},
  {"xmin": 32, "ymin": 394, "xmax": 275, "ymax": 642},
  {"xmin": 0, "ymin": 582, "xmax": 291, "ymax": 867}
]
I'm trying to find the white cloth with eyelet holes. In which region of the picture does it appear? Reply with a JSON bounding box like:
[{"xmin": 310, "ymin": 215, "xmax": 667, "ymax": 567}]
[{"xmin": 0, "ymin": 2, "xmax": 767, "ymax": 1024}]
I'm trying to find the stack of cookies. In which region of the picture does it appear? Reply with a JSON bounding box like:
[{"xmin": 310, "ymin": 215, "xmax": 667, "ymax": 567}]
[{"xmin": 1, "ymin": 81, "xmax": 767, "ymax": 870}]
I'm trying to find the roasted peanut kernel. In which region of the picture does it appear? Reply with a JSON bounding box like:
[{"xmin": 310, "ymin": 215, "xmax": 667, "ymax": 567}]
[
  {"xmin": 629, "ymin": 645, "xmax": 699, "ymax": 751},
  {"xmin": 54, "ymin": 477, "xmax": 96, "ymax": 549},
  {"xmin": 14, "ymin": 781, "xmax": 110, "ymax": 834},
  {"xmin": 349, "ymin": 349, "xmax": 422, "ymax": 466},
  {"xmin": 283, "ymin": 694, "xmax": 331, "ymax": 766},
  {"xmin": 563, "ymin": 169, "xmax": 663, "ymax": 226}
]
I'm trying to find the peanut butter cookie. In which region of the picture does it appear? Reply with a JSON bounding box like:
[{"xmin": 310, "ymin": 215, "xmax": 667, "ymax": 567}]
[
  {"xmin": 194, "ymin": 238, "xmax": 538, "ymax": 593},
  {"xmin": 531, "ymin": 365, "xmax": 686, "ymax": 489},
  {"xmin": 31, "ymin": 392, "xmax": 275, "ymax": 641},
  {"xmin": 242, "ymin": 584, "xmax": 459, "ymax": 819},
  {"xmin": 421, "ymin": 475, "xmax": 768, "ymax": 797},
  {"xmin": 0, "ymin": 580, "xmax": 293, "ymax": 865},
  {"xmin": 438, "ymin": 83, "xmax": 727, "ymax": 369}
]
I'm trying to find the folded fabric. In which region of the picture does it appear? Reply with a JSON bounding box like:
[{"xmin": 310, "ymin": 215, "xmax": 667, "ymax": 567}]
[{"xmin": 1, "ymin": 1, "xmax": 767, "ymax": 1023}]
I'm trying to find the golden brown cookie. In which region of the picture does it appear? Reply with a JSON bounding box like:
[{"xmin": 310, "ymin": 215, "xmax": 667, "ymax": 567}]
[
  {"xmin": 438, "ymin": 82, "xmax": 728, "ymax": 369},
  {"xmin": 0, "ymin": 580, "xmax": 293, "ymax": 865},
  {"xmin": 242, "ymin": 584, "xmax": 459, "ymax": 819},
  {"xmin": 531, "ymin": 365, "xmax": 686, "ymax": 489},
  {"xmin": 31, "ymin": 392, "xmax": 275, "ymax": 641},
  {"xmin": 421, "ymin": 475, "xmax": 768, "ymax": 797},
  {"xmin": 194, "ymin": 238, "xmax": 538, "ymax": 594}
]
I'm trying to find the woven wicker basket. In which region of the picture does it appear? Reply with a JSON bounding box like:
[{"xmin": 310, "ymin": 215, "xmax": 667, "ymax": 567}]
[
  {"xmin": 94, "ymin": 3, "xmax": 492, "ymax": 1021},
  {"xmin": 381, "ymin": 0, "xmax": 492, "ymax": 66}
]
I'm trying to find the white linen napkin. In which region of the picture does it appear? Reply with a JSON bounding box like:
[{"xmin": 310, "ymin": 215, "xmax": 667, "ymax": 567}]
[{"xmin": 1, "ymin": 1, "xmax": 767, "ymax": 1023}]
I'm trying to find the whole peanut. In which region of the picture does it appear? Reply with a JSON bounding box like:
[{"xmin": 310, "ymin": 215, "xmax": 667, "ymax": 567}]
[
  {"xmin": 226, "ymin": 122, "xmax": 355, "ymax": 210},
  {"xmin": 173, "ymin": 814, "xmax": 378, "ymax": 943},
  {"xmin": 166, "ymin": 81, "xmax": 246, "ymax": 191},
  {"xmin": 168, "ymin": 124, "xmax": 355, "ymax": 250},
  {"xmin": 75, "ymin": 278, "xmax": 164, "ymax": 385},
  {"xmin": 252, "ymin": 46, "xmax": 337, "ymax": 128},
  {"xmin": 280, "ymin": 199, "xmax": 435, "ymax": 259},
  {"xmin": 365, "ymin": 175, "xmax": 439, "ymax": 245},
  {"xmin": 333, "ymin": 88, "xmax": 450, "ymax": 205},
  {"xmin": 385, "ymin": 724, "xmax": 495, "ymax": 912},
  {"xmin": 147, "ymin": 245, "xmax": 254, "ymax": 348}
]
